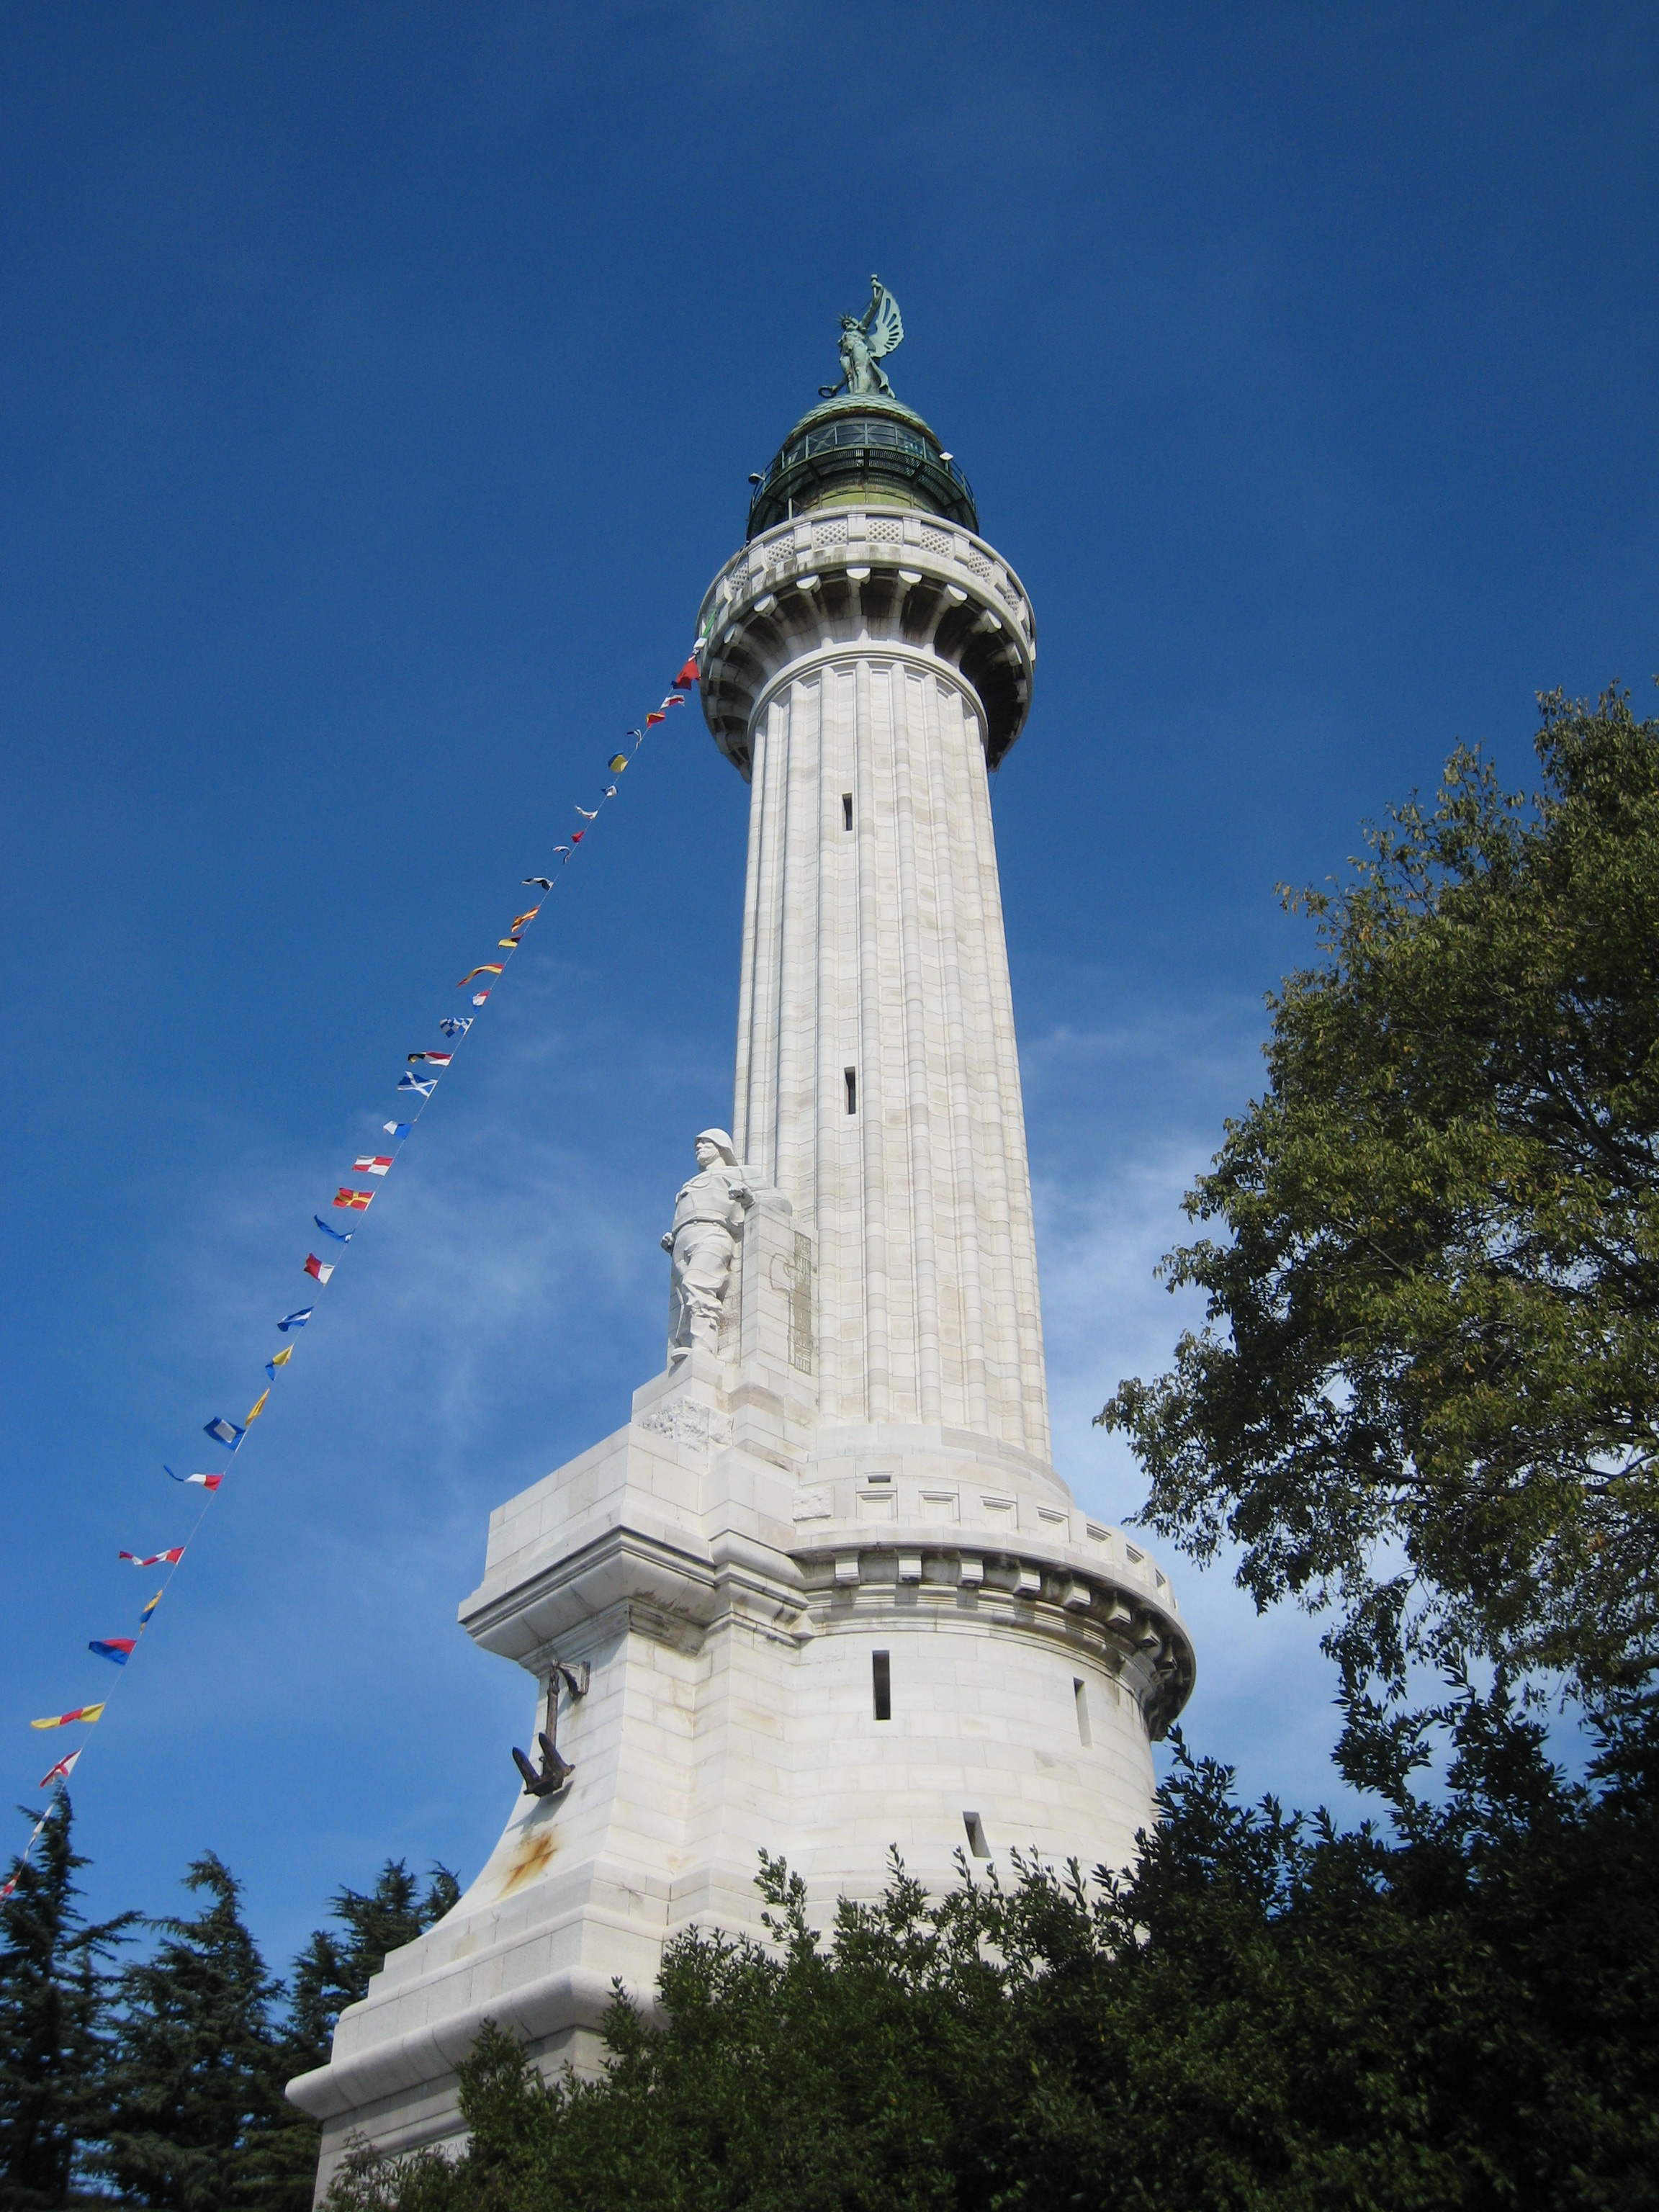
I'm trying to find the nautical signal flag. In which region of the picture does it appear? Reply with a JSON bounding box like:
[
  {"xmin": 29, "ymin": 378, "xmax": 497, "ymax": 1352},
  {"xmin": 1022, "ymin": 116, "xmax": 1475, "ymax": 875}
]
[
  {"xmin": 168, "ymin": 1469, "xmax": 222, "ymax": 1491},
  {"xmin": 570, "ymin": 831, "xmax": 584, "ymax": 844},
  {"xmin": 354, "ymin": 1155, "xmax": 394, "ymax": 1176},
  {"xmin": 645, "ymin": 711, "xmax": 665, "ymax": 727},
  {"xmin": 89, "ymin": 1640, "xmax": 137, "ymax": 1665},
  {"xmin": 31, "ymin": 1704, "xmax": 105, "ymax": 1730},
  {"xmin": 119, "ymin": 1548, "xmax": 184, "ymax": 1568},
  {"xmin": 204, "ymin": 1417, "xmax": 244, "ymax": 1450},
  {"xmin": 246, "ymin": 1388, "xmax": 269, "ymax": 1424},
  {"xmin": 458, "ymin": 966, "xmax": 503, "ymax": 986},
  {"xmin": 38, "ymin": 1749, "xmax": 81, "ymax": 1791},
  {"xmin": 304, "ymin": 1255, "xmax": 333, "ymax": 1285},
  {"xmin": 407, "ymin": 1052, "xmax": 452, "ymax": 1066},
  {"xmin": 523, "ymin": 876, "xmax": 554, "ymax": 889},
  {"xmin": 609, "ymin": 755, "xmax": 629, "ymax": 773},
  {"xmin": 664, "ymin": 693, "xmax": 686, "ymax": 709},
  {"xmin": 675, "ymin": 655, "xmax": 700, "ymax": 688},
  {"xmin": 575, "ymin": 806, "xmax": 598, "ymax": 822},
  {"xmin": 276, "ymin": 1308, "xmax": 314, "ymax": 1331},
  {"xmin": 315, "ymin": 1215, "xmax": 353, "ymax": 1242},
  {"xmin": 383, "ymin": 1122, "xmax": 413, "ymax": 1139},
  {"xmin": 140, "ymin": 1592, "xmax": 163, "ymax": 1627},
  {"xmin": 438, "ymin": 1017, "xmax": 471, "ymax": 1038},
  {"xmin": 397, "ymin": 1073, "xmax": 436, "ymax": 1095},
  {"xmin": 333, "ymin": 1188, "xmax": 374, "ymax": 1210},
  {"xmin": 471, "ymin": 992, "xmax": 490, "ymax": 1007}
]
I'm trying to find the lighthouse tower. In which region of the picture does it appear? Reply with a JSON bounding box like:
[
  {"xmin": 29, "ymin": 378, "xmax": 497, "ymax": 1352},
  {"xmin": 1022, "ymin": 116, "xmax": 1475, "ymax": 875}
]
[{"xmin": 291, "ymin": 286, "xmax": 1195, "ymax": 2195}]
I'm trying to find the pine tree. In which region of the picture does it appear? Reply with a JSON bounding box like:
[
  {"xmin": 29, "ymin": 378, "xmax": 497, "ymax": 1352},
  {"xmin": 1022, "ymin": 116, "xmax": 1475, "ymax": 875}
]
[
  {"xmin": 286, "ymin": 1861, "xmax": 460, "ymax": 2080},
  {"xmin": 244, "ymin": 1861, "xmax": 461, "ymax": 2212},
  {"xmin": 96, "ymin": 1851, "xmax": 285, "ymax": 2210},
  {"xmin": 0, "ymin": 1794, "xmax": 132, "ymax": 2208}
]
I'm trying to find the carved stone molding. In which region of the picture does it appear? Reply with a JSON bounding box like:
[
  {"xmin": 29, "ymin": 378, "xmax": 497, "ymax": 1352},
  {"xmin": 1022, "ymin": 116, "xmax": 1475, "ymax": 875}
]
[
  {"xmin": 791, "ymin": 1535, "xmax": 1196, "ymax": 1738},
  {"xmin": 697, "ymin": 505, "xmax": 1037, "ymax": 775},
  {"xmin": 638, "ymin": 1395, "xmax": 734, "ymax": 1452}
]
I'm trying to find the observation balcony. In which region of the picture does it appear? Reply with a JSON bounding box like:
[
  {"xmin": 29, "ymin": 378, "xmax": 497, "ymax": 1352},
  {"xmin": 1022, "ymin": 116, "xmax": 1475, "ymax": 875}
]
[{"xmin": 747, "ymin": 394, "xmax": 978, "ymax": 540}]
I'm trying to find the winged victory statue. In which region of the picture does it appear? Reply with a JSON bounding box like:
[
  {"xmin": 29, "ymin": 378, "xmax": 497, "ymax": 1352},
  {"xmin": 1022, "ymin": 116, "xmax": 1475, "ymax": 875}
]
[{"xmin": 819, "ymin": 276, "xmax": 904, "ymax": 400}]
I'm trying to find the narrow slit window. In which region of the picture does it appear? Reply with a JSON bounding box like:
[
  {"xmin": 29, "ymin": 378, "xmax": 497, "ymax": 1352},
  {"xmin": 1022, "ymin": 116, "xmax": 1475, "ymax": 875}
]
[
  {"xmin": 845, "ymin": 1067, "xmax": 857, "ymax": 1115},
  {"xmin": 1074, "ymin": 1678, "xmax": 1092, "ymax": 1746},
  {"xmin": 842, "ymin": 791, "xmax": 853, "ymax": 832},
  {"xmin": 872, "ymin": 1650, "xmax": 891, "ymax": 1722},
  {"xmin": 963, "ymin": 1811, "xmax": 990, "ymax": 1858}
]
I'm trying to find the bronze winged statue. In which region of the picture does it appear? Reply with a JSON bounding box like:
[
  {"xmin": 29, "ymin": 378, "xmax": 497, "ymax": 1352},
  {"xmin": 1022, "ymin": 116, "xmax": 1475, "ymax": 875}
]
[{"xmin": 819, "ymin": 276, "xmax": 904, "ymax": 400}]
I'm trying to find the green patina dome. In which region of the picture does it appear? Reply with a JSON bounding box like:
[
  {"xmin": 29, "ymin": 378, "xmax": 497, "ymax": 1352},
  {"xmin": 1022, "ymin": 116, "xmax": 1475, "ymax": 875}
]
[{"xmin": 745, "ymin": 392, "xmax": 978, "ymax": 541}]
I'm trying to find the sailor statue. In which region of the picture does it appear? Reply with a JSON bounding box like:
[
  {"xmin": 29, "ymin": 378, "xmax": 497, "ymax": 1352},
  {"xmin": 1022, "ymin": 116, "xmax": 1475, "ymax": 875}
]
[{"xmin": 662, "ymin": 1129, "xmax": 752, "ymax": 1359}]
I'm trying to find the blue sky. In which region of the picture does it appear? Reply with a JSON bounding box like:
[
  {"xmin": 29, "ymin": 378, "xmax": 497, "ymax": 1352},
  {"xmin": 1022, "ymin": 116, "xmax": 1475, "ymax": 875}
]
[{"xmin": 2, "ymin": 3, "xmax": 1655, "ymax": 1977}]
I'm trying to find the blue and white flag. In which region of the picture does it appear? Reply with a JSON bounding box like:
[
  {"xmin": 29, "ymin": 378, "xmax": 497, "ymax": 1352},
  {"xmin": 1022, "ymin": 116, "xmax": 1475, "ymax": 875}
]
[
  {"xmin": 439, "ymin": 1017, "xmax": 472, "ymax": 1038},
  {"xmin": 398, "ymin": 1071, "xmax": 436, "ymax": 1096},
  {"xmin": 382, "ymin": 1121, "xmax": 413, "ymax": 1140},
  {"xmin": 203, "ymin": 1416, "xmax": 245, "ymax": 1450},
  {"xmin": 276, "ymin": 1308, "xmax": 314, "ymax": 1333},
  {"xmin": 314, "ymin": 1215, "xmax": 354, "ymax": 1242}
]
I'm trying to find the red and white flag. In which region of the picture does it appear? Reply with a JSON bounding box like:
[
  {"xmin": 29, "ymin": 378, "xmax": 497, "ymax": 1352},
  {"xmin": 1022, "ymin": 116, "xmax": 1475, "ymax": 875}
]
[
  {"xmin": 38, "ymin": 1748, "xmax": 81, "ymax": 1791},
  {"xmin": 353, "ymin": 1156, "xmax": 394, "ymax": 1177},
  {"xmin": 119, "ymin": 1547, "xmax": 184, "ymax": 1568},
  {"xmin": 304, "ymin": 1254, "xmax": 335, "ymax": 1285}
]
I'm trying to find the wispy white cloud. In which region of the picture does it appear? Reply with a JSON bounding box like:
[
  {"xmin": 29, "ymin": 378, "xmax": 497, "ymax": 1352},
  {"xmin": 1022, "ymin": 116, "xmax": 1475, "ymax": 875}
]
[{"xmin": 1023, "ymin": 1000, "xmax": 1369, "ymax": 1820}]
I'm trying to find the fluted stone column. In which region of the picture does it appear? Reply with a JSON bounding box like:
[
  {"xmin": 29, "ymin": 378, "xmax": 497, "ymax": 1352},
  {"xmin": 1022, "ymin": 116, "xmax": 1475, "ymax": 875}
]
[{"xmin": 701, "ymin": 509, "xmax": 1050, "ymax": 1459}]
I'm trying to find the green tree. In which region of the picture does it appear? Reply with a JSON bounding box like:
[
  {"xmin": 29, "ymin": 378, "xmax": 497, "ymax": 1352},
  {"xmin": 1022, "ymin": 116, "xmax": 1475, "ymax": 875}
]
[
  {"xmin": 96, "ymin": 1852, "xmax": 285, "ymax": 2210},
  {"xmin": 250, "ymin": 1861, "xmax": 461, "ymax": 2212},
  {"xmin": 0, "ymin": 1795, "xmax": 132, "ymax": 2208},
  {"xmin": 321, "ymin": 1696, "xmax": 1659, "ymax": 2211},
  {"xmin": 285, "ymin": 1860, "xmax": 461, "ymax": 2078},
  {"xmin": 1100, "ymin": 688, "xmax": 1659, "ymax": 1701}
]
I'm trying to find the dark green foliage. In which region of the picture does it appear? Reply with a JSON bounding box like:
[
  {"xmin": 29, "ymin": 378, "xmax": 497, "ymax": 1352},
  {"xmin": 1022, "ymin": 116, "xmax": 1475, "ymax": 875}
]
[
  {"xmin": 286, "ymin": 1861, "xmax": 461, "ymax": 2078},
  {"xmin": 1100, "ymin": 689, "xmax": 1659, "ymax": 1700},
  {"xmin": 323, "ymin": 1691, "xmax": 1659, "ymax": 2211},
  {"xmin": 255, "ymin": 1861, "xmax": 462, "ymax": 2211},
  {"xmin": 0, "ymin": 1794, "xmax": 132, "ymax": 2208},
  {"xmin": 95, "ymin": 1853, "xmax": 285, "ymax": 2210}
]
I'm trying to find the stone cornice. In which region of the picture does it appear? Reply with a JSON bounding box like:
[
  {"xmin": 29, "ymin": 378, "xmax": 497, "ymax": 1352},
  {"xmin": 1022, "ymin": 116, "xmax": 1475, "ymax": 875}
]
[
  {"xmin": 790, "ymin": 1530, "xmax": 1196, "ymax": 1740},
  {"xmin": 458, "ymin": 1503, "xmax": 1195, "ymax": 1740},
  {"xmin": 459, "ymin": 1516, "xmax": 809, "ymax": 1666},
  {"xmin": 697, "ymin": 506, "xmax": 1037, "ymax": 775}
]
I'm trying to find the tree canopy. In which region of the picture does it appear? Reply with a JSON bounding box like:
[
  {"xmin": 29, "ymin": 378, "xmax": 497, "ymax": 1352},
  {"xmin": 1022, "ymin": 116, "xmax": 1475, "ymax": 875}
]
[
  {"xmin": 0, "ymin": 1796, "xmax": 131, "ymax": 2208},
  {"xmin": 94, "ymin": 1853, "xmax": 286, "ymax": 2211},
  {"xmin": 325, "ymin": 1695, "xmax": 1659, "ymax": 2212},
  {"xmin": 1100, "ymin": 688, "xmax": 1659, "ymax": 1701}
]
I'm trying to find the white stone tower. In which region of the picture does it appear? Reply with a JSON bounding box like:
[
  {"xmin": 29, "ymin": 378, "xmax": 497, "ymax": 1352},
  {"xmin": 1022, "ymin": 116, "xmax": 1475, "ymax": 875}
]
[{"xmin": 291, "ymin": 288, "xmax": 1195, "ymax": 2195}]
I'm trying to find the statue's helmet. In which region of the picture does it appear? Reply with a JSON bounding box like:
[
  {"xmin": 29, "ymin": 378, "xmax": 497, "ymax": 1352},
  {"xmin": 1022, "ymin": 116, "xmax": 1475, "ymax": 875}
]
[
  {"xmin": 839, "ymin": 314, "xmax": 859, "ymax": 331},
  {"xmin": 694, "ymin": 1128, "xmax": 739, "ymax": 1167}
]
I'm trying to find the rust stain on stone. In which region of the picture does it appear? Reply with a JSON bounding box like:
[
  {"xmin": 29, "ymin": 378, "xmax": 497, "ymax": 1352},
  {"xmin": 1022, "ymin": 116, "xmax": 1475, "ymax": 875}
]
[{"xmin": 498, "ymin": 1825, "xmax": 557, "ymax": 1897}]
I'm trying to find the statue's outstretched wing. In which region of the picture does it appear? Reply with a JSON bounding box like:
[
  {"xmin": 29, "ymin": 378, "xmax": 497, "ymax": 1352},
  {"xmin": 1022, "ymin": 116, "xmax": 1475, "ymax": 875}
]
[{"xmin": 866, "ymin": 280, "xmax": 904, "ymax": 363}]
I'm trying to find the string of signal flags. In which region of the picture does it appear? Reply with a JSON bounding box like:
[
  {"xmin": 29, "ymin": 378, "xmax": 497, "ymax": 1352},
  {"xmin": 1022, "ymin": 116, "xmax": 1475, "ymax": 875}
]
[{"xmin": 1, "ymin": 650, "xmax": 707, "ymax": 1899}]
